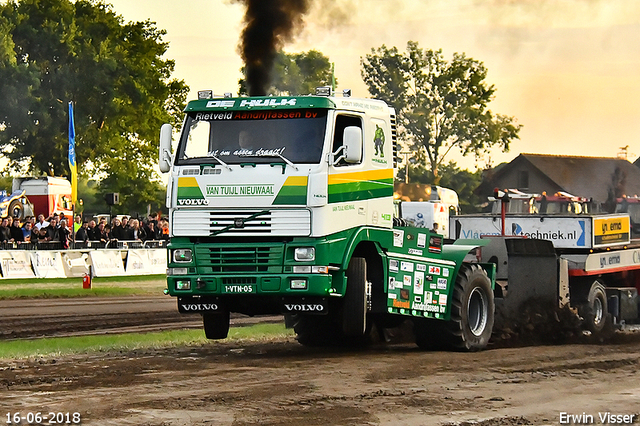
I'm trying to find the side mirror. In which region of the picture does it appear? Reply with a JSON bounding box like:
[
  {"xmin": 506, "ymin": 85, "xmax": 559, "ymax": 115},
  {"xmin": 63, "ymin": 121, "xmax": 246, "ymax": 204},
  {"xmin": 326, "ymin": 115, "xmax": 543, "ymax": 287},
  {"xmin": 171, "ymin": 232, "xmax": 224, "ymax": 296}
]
[
  {"xmin": 159, "ymin": 123, "xmax": 173, "ymax": 173},
  {"xmin": 343, "ymin": 126, "xmax": 362, "ymax": 163}
]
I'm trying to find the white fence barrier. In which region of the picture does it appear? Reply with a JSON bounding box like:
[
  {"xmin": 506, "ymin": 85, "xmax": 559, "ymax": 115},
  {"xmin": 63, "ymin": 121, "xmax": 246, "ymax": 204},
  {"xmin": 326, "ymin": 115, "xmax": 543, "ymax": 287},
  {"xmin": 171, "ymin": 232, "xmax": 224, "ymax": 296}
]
[
  {"xmin": 0, "ymin": 248, "xmax": 167, "ymax": 279},
  {"xmin": 0, "ymin": 251, "xmax": 36, "ymax": 279}
]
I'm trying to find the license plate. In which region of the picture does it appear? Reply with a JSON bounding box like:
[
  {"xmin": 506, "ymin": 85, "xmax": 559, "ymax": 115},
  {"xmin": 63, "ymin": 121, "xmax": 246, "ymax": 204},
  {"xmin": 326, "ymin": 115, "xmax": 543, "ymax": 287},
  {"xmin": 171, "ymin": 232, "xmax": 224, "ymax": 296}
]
[{"xmin": 222, "ymin": 284, "xmax": 256, "ymax": 294}]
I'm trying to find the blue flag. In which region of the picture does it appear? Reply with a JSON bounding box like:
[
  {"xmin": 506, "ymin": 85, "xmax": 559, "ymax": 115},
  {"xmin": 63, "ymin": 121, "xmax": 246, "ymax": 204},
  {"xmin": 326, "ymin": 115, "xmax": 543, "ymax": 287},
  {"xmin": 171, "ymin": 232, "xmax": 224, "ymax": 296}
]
[{"xmin": 68, "ymin": 102, "xmax": 77, "ymax": 206}]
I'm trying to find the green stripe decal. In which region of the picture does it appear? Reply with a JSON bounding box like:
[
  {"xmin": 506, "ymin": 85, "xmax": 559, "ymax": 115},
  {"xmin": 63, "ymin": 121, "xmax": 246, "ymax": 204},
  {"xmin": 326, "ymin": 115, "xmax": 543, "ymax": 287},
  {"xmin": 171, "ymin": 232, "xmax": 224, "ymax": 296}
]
[
  {"xmin": 273, "ymin": 177, "xmax": 308, "ymax": 205},
  {"xmin": 177, "ymin": 177, "xmax": 205, "ymax": 199},
  {"xmin": 328, "ymin": 178, "xmax": 393, "ymax": 203}
]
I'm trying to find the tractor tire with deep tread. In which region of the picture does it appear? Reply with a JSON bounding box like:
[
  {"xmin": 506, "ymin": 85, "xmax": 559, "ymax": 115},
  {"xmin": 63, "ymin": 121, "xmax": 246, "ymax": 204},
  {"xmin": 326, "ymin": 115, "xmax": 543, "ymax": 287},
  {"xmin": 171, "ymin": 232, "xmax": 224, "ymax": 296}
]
[
  {"xmin": 343, "ymin": 256, "xmax": 367, "ymax": 337},
  {"xmin": 8, "ymin": 200, "xmax": 24, "ymax": 220},
  {"xmin": 203, "ymin": 310, "xmax": 230, "ymax": 339},
  {"xmin": 434, "ymin": 264, "xmax": 494, "ymax": 351}
]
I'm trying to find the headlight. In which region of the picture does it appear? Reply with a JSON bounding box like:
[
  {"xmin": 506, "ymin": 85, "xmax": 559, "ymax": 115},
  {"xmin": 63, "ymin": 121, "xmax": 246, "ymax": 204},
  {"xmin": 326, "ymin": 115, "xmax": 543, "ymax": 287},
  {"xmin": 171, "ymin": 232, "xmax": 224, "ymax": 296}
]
[
  {"xmin": 294, "ymin": 247, "xmax": 315, "ymax": 261},
  {"xmin": 173, "ymin": 249, "xmax": 193, "ymax": 263},
  {"xmin": 175, "ymin": 279, "xmax": 191, "ymax": 290},
  {"xmin": 290, "ymin": 279, "xmax": 307, "ymax": 289}
]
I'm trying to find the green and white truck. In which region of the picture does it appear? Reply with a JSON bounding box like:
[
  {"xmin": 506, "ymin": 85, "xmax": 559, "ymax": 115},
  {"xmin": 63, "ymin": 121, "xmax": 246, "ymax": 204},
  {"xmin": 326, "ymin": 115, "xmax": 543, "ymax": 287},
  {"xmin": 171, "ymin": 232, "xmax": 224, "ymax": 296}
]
[{"xmin": 159, "ymin": 89, "xmax": 496, "ymax": 350}]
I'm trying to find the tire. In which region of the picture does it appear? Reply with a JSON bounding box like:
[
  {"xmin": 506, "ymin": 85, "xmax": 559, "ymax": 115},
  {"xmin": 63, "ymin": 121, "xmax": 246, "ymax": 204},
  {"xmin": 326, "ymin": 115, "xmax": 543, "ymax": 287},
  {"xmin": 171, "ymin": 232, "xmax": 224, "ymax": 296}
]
[
  {"xmin": 9, "ymin": 200, "xmax": 23, "ymax": 220},
  {"xmin": 578, "ymin": 280, "xmax": 608, "ymax": 335},
  {"xmin": 203, "ymin": 310, "xmax": 230, "ymax": 339},
  {"xmin": 342, "ymin": 257, "xmax": 367, "ymax": 337},
  {"xmin": 447, "ymin": 264, "xmax": 495, "ymax": 351}
]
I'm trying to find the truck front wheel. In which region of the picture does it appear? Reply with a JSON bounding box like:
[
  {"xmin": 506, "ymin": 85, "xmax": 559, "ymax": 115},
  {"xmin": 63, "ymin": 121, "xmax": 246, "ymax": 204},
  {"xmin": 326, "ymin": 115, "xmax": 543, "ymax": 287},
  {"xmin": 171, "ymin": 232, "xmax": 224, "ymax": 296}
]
[
  {"xmin": 343, "ymin": 256, "xmax": 367, "ymax": 337},
  {"xmin": 448, "ymin": 264, "xmax": 495, "ymax": 351},
  {"xmin": 203, "ymin": 310, "xmax": 230, "ymax": 339}
]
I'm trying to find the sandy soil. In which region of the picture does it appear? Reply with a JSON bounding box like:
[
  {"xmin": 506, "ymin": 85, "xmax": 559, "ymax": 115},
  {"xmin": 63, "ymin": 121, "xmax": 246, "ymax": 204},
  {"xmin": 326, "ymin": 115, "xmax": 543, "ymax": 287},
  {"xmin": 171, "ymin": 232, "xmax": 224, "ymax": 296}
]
[{"xmin": 2, "ymin": 332, "xmax": 640, "ymax": 426}]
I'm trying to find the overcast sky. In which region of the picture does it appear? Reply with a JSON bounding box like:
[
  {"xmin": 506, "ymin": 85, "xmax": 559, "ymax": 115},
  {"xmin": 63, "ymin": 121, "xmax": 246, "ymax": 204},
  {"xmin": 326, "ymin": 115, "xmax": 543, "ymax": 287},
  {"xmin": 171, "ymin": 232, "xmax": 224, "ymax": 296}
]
[{"xmin": 108, "ymin": 0, "xmax": 640, "ymax": 170}]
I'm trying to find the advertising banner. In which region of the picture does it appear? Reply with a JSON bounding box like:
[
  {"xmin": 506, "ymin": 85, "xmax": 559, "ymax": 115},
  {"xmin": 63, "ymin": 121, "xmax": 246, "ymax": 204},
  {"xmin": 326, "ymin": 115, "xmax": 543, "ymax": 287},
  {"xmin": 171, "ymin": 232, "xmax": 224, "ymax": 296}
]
[
  {"xmin": 89, "ymin": 250, "xmax": 126, "ymax": 277},
  {"xmin": 30, "ymin": 251, "xmax": 66, "ymax": 278},
  {"xmin": 61, "ymin": 251, "xmax": 91, "ymax": 277},
  {"xmin": 0, "ymin": 251, "xmax": 36, "ymax": 279},
  {"xmin": 124, "ymin": 249, "xmax": 167, "ymax": 275},
  {"xmin": 451, "ymin": 215, "xmax": 592, "ymax": 249}
]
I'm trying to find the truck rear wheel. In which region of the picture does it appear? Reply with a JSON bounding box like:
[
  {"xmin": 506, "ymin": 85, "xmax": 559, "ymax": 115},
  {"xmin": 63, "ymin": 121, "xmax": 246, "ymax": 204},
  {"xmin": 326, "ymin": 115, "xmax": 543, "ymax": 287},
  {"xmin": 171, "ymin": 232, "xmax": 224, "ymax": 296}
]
[
  {"xmin": 577, "ymin": 280, "xmax": 608, "ymax": 335},
  {"xmin": 203, "ymin": 310, "xmax": 230, "ymax": 339},
  {"xmin": 343, "ymin": 256, "xmax": 367, "ymax": 337},
  {"xmin": 447, "ymin": 264, "xmax": 494, "ymax": 351}
]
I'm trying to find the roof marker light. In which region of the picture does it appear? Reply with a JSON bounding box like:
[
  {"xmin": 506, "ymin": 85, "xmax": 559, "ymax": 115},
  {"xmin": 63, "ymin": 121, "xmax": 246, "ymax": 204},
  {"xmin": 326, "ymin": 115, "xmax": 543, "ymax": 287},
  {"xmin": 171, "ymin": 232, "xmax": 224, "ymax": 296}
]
[
  {"xmin": 315, "ymin": 86, "xmax": 331, "ymax": 97},
  {"xmin": 198, "ymin": 90, "xmax": 213, "ymax": 100}
]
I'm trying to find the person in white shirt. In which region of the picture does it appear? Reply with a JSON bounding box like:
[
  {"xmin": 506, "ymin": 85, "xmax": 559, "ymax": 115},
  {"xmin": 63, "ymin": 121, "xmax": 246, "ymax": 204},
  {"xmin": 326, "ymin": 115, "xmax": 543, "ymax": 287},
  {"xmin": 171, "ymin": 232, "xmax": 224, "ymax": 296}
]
[{"xmin": 34, "ymin": 214, "xmax": 49, "ymax": 231}]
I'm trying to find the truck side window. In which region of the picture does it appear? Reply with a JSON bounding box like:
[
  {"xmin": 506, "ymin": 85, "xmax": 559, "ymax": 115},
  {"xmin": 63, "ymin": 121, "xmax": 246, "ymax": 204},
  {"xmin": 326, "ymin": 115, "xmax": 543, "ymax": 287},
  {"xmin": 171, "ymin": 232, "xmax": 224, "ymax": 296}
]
[{"xmin": 333, "ymin": 115, "xmax": 362, "ymax": 166}]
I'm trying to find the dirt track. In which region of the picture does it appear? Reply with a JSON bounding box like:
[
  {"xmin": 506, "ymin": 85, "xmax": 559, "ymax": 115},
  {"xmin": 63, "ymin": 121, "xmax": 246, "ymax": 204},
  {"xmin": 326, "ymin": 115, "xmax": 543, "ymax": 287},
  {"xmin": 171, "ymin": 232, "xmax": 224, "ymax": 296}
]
[{"xmin": 2, "ymin": 331, "xmax": 640, "ymax": 426}]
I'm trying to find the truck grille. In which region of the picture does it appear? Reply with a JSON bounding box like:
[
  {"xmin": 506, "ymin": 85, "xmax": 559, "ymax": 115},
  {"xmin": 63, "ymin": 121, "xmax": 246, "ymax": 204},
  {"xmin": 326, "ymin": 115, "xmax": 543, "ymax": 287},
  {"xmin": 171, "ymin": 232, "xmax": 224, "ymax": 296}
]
[
  {"xmin": 195, "ymin": 245, "xmax": 284, "ymax": 273},
  {"xmin": 172, "ymin": 209, "xmax": 311, "ymax": 237}
]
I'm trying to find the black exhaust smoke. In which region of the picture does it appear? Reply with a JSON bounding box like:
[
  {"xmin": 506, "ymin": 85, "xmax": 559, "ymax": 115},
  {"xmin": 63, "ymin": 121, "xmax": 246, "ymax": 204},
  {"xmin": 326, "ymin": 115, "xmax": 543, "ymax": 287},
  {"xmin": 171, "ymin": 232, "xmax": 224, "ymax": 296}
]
[{"xmin": 236, "ymin": 0, "xmax": 311, "ymax": 96}]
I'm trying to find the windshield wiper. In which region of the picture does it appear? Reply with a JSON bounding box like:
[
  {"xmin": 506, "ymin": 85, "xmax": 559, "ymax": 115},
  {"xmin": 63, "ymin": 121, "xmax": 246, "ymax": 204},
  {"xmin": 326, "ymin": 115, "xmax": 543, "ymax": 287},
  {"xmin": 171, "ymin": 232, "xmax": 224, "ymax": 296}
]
[
  {"xmin": 239, "ymin": 152, "xmax": 299, "ymax": 171},
  {"xmin": 208, "ymin": 152, "xmax": 232, "ymax": 171}
]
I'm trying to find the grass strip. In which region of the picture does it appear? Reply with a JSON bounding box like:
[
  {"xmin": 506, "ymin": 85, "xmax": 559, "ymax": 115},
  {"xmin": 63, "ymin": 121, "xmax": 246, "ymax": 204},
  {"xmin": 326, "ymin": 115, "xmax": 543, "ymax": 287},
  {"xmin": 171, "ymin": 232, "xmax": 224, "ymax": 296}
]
[
  {"xmin": 0, "ymin": 275, "xmax": 166, "ymax": 286},
  {"xmin": 0, "ymin": 287, "xmax": 159, "ymax": 299},
  {"xmin": 0, "ymin": 323, "xmax": 293, "ymax": 360},
  {"xmin": 0, "ymin": 274, "xmax": 167, "ymax": 299}
]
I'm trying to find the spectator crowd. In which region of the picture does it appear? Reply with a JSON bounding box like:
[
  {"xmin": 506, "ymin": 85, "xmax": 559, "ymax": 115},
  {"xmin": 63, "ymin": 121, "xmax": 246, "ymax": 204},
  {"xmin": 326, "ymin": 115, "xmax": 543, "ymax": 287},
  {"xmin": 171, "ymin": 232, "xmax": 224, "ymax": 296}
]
[{"xmin": 0, "ymin": 212, "xmax": 170, "ymax": 249}]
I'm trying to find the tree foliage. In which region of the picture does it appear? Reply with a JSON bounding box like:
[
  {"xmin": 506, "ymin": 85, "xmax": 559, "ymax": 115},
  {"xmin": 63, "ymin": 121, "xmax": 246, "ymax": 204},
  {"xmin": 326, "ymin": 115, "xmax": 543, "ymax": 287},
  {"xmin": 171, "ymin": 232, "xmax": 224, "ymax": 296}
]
[
  {"xmin": 361, "ymin": 41, "xmax": 521, "ymax": 181},
  {"xmin": 239, "ymin": 49, "xmax": 335, "ymax": 95},
  {"xmin": 0, "ymin": 0, "xmax": 187, "ymax": 212},
  {"xmin": 398, "ymin": 160, "xmax": 485, "ymax": 213}
]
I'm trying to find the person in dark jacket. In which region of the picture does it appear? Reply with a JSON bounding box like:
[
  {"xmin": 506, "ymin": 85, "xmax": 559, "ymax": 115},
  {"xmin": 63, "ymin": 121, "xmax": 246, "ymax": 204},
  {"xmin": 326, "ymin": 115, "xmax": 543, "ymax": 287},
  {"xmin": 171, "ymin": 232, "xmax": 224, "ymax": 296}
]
[
  {"xmin": 111, "ymin": 217, "xmax": 125, "ymax": 241},
  {"xmin": 0, "ymin": 218, "xmax": 12, "ymax": 242},
  {"xmin": 87, "ymin": 220, "xmax": 100, "ymax": 241},
  {"xmin": 75, "ymin": 221, "xmax": 89, "ymax": 242},
  {"xmin": 9, "ymin": 217, "xmax": 24, "ymax": 242},
  {"xmin": 58, "ymin": 219, "xmax": 71, "ymax": 249}
]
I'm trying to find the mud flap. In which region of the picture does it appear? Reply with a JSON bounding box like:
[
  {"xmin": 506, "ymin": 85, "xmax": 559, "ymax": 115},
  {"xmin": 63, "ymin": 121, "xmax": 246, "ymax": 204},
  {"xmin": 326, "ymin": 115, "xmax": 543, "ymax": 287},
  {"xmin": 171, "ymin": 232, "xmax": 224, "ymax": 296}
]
[{"xmin": 482, "ymin": 237, "xmax": 559, "ymax": 331}]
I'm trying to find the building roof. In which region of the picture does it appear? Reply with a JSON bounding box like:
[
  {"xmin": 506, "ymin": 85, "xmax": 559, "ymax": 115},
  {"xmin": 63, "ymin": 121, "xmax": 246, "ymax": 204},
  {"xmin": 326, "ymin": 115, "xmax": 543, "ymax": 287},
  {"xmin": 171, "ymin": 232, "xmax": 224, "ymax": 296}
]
[{"xmin": 490, "ymin": 153, "xmax": 640, "ymax": 203}]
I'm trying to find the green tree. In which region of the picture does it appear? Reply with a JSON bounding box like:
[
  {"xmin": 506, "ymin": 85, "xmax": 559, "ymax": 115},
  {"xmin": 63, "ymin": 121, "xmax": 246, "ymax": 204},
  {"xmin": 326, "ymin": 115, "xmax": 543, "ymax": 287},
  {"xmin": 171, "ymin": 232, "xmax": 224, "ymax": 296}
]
[
  {"xmin": 361, "ymin": 41, "xmax": 521, "ymax": 182},
  {"xmin": 398, "ymin": 160, "xmax": 484, "ymax": 213},
  {"xmin": 0, "ymin": 0, "xmax": 187, "ymax": 211},
  {"xmin": 239, "ymin": 49, "xmax": 335, "ymax": 95},
  {"xmin": 77, "ymin": 176, "xmax": 166, "ymax": 219}
]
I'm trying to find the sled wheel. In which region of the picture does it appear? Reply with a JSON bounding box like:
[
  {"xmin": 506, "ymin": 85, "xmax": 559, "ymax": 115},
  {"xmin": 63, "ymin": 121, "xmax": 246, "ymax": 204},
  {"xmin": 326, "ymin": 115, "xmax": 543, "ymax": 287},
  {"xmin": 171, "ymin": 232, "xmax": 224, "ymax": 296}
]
[
  {"xmin": 203, "ymin": 310, "xmax": 230, "ymax": 339},
  {"xmin": 342, "ymin": 256, "xmax": 367, "ymax": 337},
  {"xmin": 578, "ymin": 280, "xmax": 608, "ymax": 335},
  {"xmin": 9, "ymin": 200, "xmax": 24, "ymax": 220},
  {"xmin": 447, "ymin": 264, "xmax": 495, "ymax": 351}
]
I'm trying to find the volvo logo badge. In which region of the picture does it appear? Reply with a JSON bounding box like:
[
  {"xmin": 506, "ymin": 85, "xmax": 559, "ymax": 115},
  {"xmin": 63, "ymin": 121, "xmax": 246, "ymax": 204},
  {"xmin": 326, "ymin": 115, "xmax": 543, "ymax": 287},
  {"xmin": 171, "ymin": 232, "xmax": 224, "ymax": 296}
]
[{"xmin": 234, "ymin": 218, "xmax": 245, "ymax": 228}]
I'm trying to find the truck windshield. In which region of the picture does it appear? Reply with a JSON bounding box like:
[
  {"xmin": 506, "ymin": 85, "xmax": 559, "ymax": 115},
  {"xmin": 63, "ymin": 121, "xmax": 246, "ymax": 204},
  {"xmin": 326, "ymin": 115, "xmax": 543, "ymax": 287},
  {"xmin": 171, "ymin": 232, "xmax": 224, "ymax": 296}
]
[{"xmin": 175, "ymin": 109, "xmax": 328, "ymax": 165}]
